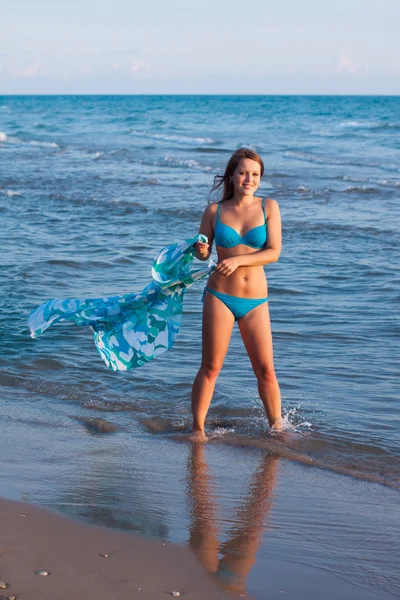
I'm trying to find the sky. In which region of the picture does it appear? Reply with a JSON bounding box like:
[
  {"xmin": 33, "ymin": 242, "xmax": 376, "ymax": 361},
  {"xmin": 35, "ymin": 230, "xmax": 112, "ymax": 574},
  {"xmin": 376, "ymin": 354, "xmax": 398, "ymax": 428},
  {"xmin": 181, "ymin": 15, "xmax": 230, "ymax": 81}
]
[{"xmin": 1, "ymin": 0, "xmax": 399, "ymax": 94}]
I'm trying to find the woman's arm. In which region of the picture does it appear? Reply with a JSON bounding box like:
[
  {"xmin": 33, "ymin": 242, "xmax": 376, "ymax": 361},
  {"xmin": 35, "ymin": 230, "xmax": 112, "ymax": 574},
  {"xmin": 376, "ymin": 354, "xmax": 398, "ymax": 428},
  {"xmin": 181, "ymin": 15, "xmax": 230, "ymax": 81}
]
[{"xmin": 195, "ymin": 203, "xmax": 217, "ymax": 261}]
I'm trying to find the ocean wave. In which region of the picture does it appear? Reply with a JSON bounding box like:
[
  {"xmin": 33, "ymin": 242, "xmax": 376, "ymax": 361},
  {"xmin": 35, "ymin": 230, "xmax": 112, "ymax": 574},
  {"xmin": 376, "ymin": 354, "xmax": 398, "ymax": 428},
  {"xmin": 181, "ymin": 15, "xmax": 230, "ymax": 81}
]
[
  {"xmin": 0, "ymin": 190, "xmax": 22, "ymax": 197},
  {"xmin": 194, "ymin": 146, "xmax": 228, "ymax": 154},
  {"xmin": 265, "ymin": 172, "xmax": 294, "ymax": 179},
  {"xmin": 284, "ymin": 150, "xmax": 399, "ymax": 171},
  {"xmin": 107, "ymin": 198, "xmax": 148, "ymax": 211},
  {"xmin": 130, "ymin": 129, "xmax": 215, "ymax": 145},
  {"xmin": 163, "ymin": 156, "xmax": 212, "ymax": 171},
  {"xmin": 285, "ymin": 220, "xmax": 396, "ymax": 239},
  {"xmin": 312, "ymin": 129, "xmax": 354, "ymax": 138},
  {"xmin": 154, "ymin": 206, "xmax": 202, "ymax": 220},
  {"xmin": 340, "ymin": 120, "xmax": 400, "ymax": 131},
  {"xmin": 285, "ymin": 150, "xmax": 345, "ymax": 165},
  {"xmin": 131, "ymin": 178, "xmax": 160, "ymax": 186},
  {"xmin": 340, "ymin": 175, "xmax": 400, "ymax": 189},
  {"xmin": 141, "ymin": 412, "xmax": 398, "ymax": 490},
  {"xmin": 141, "ymin": 156, "xmax": 212, "ymax": 172},
  {"xmin": 296, "ymin": 185, "xmax": 310, "ymax": 193},
  {"xmin": 340, "ymin": 120, "xmax": 373, "ymax": 128},
  {"xmin": 1, "ymin": 134, "xmax": 59, "ymax": 148},
  {"xmin": 344, "ymin": 185, "xmax": 377, "ymax": 194},
  {"xmin": 89, "ymin": 151, "xmax": 103, "ymax": 159},
  {"xmin": 341, "ymin": 175, "xmax": 368, "ymax": 183},
  {"xmin": 29, "ymin": 140, "xmax": 58, "ymax": 148},
  {"xmin": 377, "ymin": 179, "xmax": 400, "ymax": 188},
  {"xmin": 312, "ymin": 130, "xmax": 336, "ymax": 137}
]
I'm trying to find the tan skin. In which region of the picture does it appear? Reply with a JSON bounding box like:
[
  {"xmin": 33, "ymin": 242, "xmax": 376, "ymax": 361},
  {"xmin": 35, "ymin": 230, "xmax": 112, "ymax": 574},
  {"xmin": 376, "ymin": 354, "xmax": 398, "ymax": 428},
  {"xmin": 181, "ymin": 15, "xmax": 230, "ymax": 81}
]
[{"xmin": 191, "ymin": 158, "xmax": 283, "ymax": 441}]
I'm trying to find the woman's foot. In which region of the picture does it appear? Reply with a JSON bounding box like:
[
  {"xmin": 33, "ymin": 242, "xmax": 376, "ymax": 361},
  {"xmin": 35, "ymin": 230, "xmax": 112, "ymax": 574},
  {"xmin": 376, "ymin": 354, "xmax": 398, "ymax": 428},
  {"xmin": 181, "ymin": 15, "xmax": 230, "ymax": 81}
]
[
  {"xmin": 189, "ymin": 429, "xmax": 208, "ymax": 442},
  {"xmin": 270, "ymin": 417, "xmax": 284, "ymax": 432}
]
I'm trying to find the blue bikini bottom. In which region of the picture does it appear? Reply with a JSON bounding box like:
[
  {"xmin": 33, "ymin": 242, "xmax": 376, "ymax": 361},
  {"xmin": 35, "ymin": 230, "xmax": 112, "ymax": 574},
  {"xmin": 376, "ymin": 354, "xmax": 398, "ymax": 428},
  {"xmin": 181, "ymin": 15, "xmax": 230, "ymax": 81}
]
[{"xmin": 204, "ymin": 287, "xmax": 268, "ymax": 321}]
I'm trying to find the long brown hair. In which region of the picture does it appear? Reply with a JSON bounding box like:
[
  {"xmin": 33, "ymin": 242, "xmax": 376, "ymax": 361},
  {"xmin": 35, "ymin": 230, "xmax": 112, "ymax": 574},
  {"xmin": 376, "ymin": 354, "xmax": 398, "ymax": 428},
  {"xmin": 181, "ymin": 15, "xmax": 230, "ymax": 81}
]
[{"xmin": 210, "ymin": 148, "xmax": 265, "ymax": 203}]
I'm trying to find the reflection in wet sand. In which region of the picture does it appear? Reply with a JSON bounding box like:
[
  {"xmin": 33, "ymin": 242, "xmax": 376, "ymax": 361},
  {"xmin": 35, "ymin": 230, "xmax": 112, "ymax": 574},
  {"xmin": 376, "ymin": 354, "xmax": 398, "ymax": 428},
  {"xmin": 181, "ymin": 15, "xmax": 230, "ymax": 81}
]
[
  {"xmin": 185, "ymin": 444, "xmax": 280, "ymax": 594},
  {"xmin": 51, "ymin": 445, "xmax": 170, "ymax": 540}
]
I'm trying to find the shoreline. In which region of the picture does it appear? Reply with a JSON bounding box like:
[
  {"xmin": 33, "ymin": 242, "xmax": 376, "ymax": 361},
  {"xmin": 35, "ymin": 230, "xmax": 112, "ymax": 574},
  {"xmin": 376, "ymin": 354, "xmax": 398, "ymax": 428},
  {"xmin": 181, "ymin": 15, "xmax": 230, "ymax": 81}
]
[{"xmin": 0, "ymin": 496, "xmax": 240, "ymax": 600}]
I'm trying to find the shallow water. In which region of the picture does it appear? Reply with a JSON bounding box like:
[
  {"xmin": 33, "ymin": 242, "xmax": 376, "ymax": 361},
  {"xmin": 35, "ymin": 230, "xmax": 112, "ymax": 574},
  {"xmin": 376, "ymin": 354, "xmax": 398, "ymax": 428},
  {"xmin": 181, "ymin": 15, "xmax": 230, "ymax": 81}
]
[{"xmin": 0, "ymin": 95, "xmax": 399, "ymax": 598}]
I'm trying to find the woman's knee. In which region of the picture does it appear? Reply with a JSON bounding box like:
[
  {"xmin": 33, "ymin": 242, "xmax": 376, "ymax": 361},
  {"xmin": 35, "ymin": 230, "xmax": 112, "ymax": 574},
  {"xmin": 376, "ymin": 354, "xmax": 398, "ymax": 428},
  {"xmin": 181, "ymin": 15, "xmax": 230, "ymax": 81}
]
[
  {"xmin": 199, "ymin": 361, "xmax": 222, "ymax": 381},
  {"xmin": 254, "ymin": 363, "xmax": 277, "ymax": 384}
]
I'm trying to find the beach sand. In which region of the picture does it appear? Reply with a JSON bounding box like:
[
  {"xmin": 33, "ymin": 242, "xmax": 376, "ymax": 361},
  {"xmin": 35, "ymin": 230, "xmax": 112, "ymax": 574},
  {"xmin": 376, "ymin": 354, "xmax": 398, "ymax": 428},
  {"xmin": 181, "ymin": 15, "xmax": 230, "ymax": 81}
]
[{"xmin": 0, "ymin": 497, "xmax": 238, "ymax": 600}]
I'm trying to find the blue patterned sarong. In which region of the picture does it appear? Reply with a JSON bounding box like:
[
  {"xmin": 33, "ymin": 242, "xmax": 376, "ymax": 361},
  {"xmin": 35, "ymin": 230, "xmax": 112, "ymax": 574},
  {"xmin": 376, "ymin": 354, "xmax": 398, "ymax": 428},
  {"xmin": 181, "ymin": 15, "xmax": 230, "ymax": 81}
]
[{"xmin": 28, "ymin": 235, "xmax": 215, "ymax": 371}]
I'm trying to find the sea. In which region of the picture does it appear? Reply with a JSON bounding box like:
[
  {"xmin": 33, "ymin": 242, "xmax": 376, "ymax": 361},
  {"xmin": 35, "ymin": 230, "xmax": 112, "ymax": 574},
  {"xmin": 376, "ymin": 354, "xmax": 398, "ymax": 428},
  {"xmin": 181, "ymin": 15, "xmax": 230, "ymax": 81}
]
[{"xmin": 0, "ymin": 95, "xmax": 399, "ymax": 599}]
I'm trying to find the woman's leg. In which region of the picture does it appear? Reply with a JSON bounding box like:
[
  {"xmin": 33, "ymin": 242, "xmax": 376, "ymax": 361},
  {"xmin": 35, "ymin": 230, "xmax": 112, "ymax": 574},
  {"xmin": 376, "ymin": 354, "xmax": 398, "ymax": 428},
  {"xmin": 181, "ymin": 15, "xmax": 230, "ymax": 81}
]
[
  {"xmin": 238, "ymin": 302, "xmax": 282, "ymax": 429},
  {"xmin": 191, "ymin": 291, "xmax": 235, "ymax": 438}
]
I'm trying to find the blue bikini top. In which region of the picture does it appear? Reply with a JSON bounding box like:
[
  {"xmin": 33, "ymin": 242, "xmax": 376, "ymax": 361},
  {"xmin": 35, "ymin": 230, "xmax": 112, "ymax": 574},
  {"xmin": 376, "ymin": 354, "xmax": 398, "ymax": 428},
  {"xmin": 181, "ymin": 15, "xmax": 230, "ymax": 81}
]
[{"xmin": 214, "ymin": 199, "xmax": 268, "ymax": 249}]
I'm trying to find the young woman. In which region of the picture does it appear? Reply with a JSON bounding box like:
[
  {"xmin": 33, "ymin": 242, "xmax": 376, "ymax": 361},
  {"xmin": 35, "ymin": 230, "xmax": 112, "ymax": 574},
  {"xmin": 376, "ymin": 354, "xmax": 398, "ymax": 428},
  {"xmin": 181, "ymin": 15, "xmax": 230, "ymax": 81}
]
[{"xmin": 192, "ymin": 148, "xmax": 282, "ymax": 440}]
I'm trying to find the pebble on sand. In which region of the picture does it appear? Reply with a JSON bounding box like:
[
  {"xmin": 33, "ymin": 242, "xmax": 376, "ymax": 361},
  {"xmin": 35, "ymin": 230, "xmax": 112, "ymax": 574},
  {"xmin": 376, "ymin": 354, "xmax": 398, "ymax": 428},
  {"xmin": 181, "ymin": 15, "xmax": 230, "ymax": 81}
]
[
  {"xmin": 172, "ymin": 592, "xmax": 181, "ymax": 597},
  {"xmin": 36, "ymin": 571, "xmax": 49, "ymax": 576},
  {"xmin": 0, "ymin": 582, "xmax": 9, "ymax": 589}
]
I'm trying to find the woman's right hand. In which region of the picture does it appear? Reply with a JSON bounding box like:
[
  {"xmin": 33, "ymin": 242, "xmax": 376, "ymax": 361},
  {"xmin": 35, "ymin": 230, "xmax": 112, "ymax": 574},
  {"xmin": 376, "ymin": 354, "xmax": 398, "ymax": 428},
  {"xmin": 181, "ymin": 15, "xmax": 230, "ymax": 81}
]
[{"xmin": 195, "ymin": 241, "xmax": 210, "ymax": 260}]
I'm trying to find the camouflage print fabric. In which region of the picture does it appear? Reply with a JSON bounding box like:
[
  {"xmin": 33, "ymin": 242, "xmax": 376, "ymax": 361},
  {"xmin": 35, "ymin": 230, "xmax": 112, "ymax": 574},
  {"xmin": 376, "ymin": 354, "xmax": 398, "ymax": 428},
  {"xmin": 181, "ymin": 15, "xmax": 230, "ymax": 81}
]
[{"xmin": 28, "ymin": 235, "xmax": 215, "ymax": 371}]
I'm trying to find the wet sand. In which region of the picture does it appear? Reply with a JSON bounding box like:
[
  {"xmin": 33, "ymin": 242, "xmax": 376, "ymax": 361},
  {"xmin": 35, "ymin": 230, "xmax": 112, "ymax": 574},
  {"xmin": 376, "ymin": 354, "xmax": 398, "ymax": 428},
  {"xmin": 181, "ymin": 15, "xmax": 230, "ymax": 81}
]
[{"xmin": 0, "ymin": 497, "xmax": 238, "ymax": 600}]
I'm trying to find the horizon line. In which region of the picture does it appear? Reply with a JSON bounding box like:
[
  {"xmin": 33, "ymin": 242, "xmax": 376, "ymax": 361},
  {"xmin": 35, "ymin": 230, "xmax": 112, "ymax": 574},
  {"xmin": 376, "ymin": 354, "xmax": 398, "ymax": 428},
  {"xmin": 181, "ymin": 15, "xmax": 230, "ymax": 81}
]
[{"xmin": 1, "ymin": 93, "xmax": 400, "ymax": 97}]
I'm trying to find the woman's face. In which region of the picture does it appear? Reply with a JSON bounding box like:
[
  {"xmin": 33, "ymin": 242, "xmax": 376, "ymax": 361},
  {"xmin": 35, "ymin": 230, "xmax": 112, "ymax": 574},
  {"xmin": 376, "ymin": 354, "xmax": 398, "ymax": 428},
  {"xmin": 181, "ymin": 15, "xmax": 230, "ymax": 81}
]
[{"xmin": 231, "ymin": 158, "xmax": 262, "ymax": 196}]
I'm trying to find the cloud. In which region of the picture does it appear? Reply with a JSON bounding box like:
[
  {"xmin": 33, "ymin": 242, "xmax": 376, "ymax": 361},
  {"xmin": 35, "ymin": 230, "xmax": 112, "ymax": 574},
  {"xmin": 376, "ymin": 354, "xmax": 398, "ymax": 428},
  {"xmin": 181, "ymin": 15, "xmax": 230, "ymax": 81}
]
[
  {"xmin": 101, "ymin": 50, "xmax": 140, "ymax": 56},
  {"xmin": 6, "ymin": 62, "xmax": 42, "ymax": 78},
  {"xmin": 131, "ymin": 61, "xmax": 141, "ymax": 74},
  {"xmin": 337, "ymin": 52, "xmax": 357, "ymax": 74}
]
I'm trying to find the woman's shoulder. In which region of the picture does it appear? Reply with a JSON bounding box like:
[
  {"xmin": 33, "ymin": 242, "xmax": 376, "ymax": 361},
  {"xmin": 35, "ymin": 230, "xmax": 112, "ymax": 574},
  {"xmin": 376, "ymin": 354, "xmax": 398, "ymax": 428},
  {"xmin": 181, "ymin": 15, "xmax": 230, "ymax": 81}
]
[
  {"xmin": 203, "ymin": 202, "xmax": 219, "ymax": 218},
  {"xmin": 263, "ymin": 197, "xmax": 280, "ymax": 216}
]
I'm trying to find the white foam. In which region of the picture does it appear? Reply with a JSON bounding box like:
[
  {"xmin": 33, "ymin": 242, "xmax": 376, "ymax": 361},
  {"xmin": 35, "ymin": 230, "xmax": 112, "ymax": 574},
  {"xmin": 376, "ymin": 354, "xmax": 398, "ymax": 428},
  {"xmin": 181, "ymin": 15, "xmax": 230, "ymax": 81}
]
[
  {"xmin": 163, "ymin": 155, "xmax": 212, "ymax": 171},
  {"xmin": 208, "ymin": 427, "xmax": 236, "ymax": 439},
  {"xmin": 154, "ymin": 133, "xmax": 214, "ymax": 144},
  {"xmin": 285, "ymin": 150, "xmax": 326, "ymax": 164},
  {"xmin": 29, "ymin": 140, "xmax": 58, "ymax": 148},
  {"xmin": 131, "ymin": 129, "xmax": 214, "ymax": 144},
  {"xmin": 339, "ymin": 120, "xmax": 373, "ymax": 128},
  {"xmin": 1, "ymin": 190, "xmax": 22, "ymax": 197},
  {"xmin": 344, "ymin": 186, "xmax": 376, "ymax": 193},
  {"xmin": 268, "ymin": 407, "xmax": 313, "ymax": 436},
  {"xmin": 0, "ymin": 132, "xmax": 8, "ymax": 142},
  {"xmin": 378, "ymin": 179, "xmax": 400, "ymax": 188}
]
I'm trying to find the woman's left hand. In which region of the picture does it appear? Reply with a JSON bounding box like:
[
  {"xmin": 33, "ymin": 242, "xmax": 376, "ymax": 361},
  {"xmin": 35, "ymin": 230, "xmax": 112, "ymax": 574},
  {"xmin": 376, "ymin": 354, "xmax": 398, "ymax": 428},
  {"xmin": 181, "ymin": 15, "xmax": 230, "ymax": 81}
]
[{"xmin": 216, "ymin": 256, "xmax": 241, "ymax": 276}]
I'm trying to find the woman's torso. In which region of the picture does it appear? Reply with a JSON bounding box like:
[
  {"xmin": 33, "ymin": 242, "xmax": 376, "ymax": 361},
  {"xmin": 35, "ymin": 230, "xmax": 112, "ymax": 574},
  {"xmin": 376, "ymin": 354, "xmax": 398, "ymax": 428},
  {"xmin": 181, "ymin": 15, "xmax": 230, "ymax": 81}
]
[{"xmin": 207, "ymin": 197, "xmax": 269, "ymax": 298}]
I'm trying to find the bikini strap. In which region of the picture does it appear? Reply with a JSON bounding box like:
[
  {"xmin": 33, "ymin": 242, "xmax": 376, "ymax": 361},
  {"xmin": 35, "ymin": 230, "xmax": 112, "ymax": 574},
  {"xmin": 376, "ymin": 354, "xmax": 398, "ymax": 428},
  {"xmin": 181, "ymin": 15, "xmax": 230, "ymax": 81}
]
[{"xmin": 262, "ymin": 198, "xmax": 267, "ymax": 222}]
